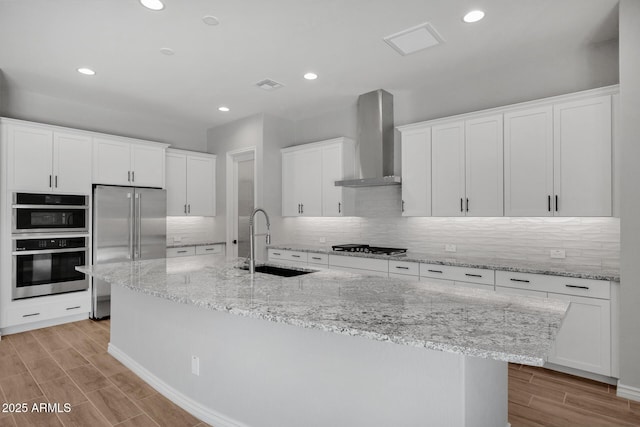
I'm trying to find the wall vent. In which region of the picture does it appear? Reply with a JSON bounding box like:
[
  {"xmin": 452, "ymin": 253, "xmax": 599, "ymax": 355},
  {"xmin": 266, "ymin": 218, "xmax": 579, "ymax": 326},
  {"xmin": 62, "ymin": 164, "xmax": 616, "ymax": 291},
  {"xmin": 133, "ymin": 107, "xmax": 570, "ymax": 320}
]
[
  {"xmin": 383, "ymin": 22, "xmax": 444, "ymax": 56},
  {"xmin": 255, "ymin": 79, "xmax": 284, "ymax": 91}
]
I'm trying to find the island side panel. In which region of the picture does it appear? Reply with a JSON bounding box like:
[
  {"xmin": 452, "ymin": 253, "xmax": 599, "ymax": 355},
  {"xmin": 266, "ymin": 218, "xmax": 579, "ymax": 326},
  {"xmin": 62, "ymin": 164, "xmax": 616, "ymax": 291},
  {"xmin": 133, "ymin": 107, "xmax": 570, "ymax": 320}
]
[{"xmin": 110, "ymin": 285, "xmax": 507, "ymax": 427}]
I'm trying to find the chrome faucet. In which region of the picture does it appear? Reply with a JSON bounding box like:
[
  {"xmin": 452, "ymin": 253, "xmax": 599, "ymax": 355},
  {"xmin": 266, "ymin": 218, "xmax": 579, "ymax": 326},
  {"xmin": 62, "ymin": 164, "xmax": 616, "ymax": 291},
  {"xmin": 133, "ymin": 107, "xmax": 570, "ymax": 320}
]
[{"xmin": 249, "ymin": 208, "xmax": 271, "ymax": 274}]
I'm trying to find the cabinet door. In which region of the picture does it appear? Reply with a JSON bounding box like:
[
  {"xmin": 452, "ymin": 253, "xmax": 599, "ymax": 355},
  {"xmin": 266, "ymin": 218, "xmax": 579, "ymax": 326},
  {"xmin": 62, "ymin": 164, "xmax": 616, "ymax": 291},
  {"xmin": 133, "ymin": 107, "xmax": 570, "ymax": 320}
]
[
  {"xmin": 131, "ymin": 144, "xmax": 165, "ymax": 188},
  {"xmin": 282, "ymin": 151, "xmax": 299, "ymax": 216},
  {"xmin": 93, "ymin": 138, "xmax": 131, "ymax": 186},
  {"xmin": 553, "ymin": 96, "xmax": 612, "ymax": 216},
  {"xmin": 186, "ymin": 155, "xmax": 215, "ymax": 216},
  {"xmin": 322, "ymin": 144, "xmax": 345, "ymax": 216},
  {"xmin": 166, "ymin": 152, "xmax": 187, "ymax": 216},
  {"xmin": 8, "ymin": 124, "xmax": 53, "ymax": 191},
  {"xmin": 53, "ymin": 132, "xmax": 92, "ymax": 194},
  {"xmin": 465, "ymin": 115, "xmax": 504, "ymax": 216},
  {"xmin": 547, "ymin": 293, "xmax": 611, "ymax": 376},
  {"xmin": 504, "ymin": 107, "xmax": 553, "ymax": 216},
  {"xmin": 401, "ymin": 129, "xmax": 431, "ymax": 216},
  {"xmin": 294, "ymin": 148, "xmax": 322, "ymax": 216},
  {"xmin": 431, "ymin": 122, "xmax": 465, "ymax": 216}
]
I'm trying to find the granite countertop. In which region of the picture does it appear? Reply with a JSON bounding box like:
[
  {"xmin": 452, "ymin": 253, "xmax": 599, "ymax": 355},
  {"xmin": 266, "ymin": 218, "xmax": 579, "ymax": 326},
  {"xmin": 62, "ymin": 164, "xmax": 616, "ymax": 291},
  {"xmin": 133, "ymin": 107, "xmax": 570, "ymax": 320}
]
[
  {"xmin": 268, "ymin": 244, "xmax": 620, "ymax": 282},
  {"xmin": 167, "ymin": 241, "xmax": 226, "ymax": 249},
  {"xmin": 78, "ymin": 256, "xmax": 568, "ymax": 366}
]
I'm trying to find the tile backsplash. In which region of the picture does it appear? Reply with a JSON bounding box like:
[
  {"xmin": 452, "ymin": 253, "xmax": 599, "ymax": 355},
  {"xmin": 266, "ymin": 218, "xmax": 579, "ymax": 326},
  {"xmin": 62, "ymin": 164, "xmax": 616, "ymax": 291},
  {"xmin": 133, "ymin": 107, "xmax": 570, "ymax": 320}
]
[
  {"xmin": 166, "ymin": 217, "xmax": 218, "ymax": 246},
  {"xmin": 271, "ymin": 216, "xmax": 620, "ymax": 271}
]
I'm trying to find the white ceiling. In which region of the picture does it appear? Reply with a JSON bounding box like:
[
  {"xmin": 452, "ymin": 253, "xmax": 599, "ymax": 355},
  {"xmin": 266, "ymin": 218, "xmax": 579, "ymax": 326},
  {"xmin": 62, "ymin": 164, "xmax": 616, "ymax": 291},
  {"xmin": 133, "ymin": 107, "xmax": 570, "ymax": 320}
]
[{"xmin": 0, "ymin": 0, "xmax": 619, "ymax": 131}]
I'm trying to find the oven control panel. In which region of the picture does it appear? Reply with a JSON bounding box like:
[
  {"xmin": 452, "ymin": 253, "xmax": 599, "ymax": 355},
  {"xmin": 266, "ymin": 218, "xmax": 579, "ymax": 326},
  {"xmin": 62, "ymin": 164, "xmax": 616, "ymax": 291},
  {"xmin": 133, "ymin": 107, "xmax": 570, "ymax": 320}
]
[{"xmin": 15, "ymin": 237, "xmax": 87, "ymax": 251}]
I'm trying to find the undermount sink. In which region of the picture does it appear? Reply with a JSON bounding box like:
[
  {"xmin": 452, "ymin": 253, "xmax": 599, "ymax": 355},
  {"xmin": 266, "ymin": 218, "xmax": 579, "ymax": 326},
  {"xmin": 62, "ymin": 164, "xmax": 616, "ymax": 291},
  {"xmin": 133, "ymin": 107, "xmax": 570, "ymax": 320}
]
[{"xmin": 239, "ymin": 264, "xmax": 314, "ymax": 277}]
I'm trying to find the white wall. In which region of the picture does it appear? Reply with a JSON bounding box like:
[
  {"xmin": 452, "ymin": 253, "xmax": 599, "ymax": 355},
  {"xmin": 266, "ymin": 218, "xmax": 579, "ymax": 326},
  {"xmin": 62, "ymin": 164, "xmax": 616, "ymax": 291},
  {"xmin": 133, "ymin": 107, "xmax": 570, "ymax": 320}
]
[
  {"xmin": 0, "ymin": 85, "xmax": 207, "ymax": 151},
  {"xmin": 618, "ymin": 0, "xmax": 640, "ymax": 394}
]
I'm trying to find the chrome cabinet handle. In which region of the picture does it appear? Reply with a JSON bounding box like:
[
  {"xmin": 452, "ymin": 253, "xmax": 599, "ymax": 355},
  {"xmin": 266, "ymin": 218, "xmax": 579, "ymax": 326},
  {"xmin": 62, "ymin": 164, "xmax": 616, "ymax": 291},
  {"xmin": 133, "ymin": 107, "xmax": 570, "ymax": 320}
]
[
  {"xmin": 460, "ymin": 198, "xmax": 463, "ymax": 212},
  {"xmin": 291, "ymin": 255, "xmax": 301, "ymax": 258},
  {"xmin": 301, "ymin": 203, "xmax": 304, "ymax": 214},
  {"xmin": 465, "ymin": 273, "xmax": 482, "ymax": 278},
  {"xmin": 311, "ymin": 256, "xmax": 321, "ymax": 260},
  {"xmin": 55, "ymin": 175, "xmax": 58, "ymax": 188},
  {"xmin": 272, "ymin": 252, "xmax": 281, "ymax": 256},
  {"xmin": 205, "ymin": 248, "xmax": 214, "ymax": 251},
  {"xmin": 128, "ymin": 171, "xmax": 131, "ymax": 182},
  {"xmin": 401, "ymin": 200, "xmax": 405, "ymax": 212},
  {"xmin": 184, "ymin": 204, "xmax": 187, "ymax": 214},
  {"xmin": 555, "ymin": 195, "xmax": 559, "ymax": 212},
  {"xmin": 177, "ymin": 250, "xmax": 188, "ymax": 254},
  {"xmin": 395, "ymin": 266, "xmax": 409, "ymax": 270},
  {"xmin": 66, "ymin": 306, "xmax": 81, "ymax": 310},
  {"xmin": 338, "ymin": 202, "xmax": 341, "ymax": 213},
  {"xmin": 49, "ymin": 175, "xmax": 52, "ymax": 188},
  {"xmin": 132, "ymin": 171, "xmax": 135, "ymax": 182},
  {"xmin": 428, "ymin": 269, "xmax": 443, "ymax": 273},
  {"xmin": 23, "ymin": 312, "xmax": 40, "ymax": 317},
  {"xmin": 188, "ymin": 204, "xmax": 191, "ymax": 214},
  {"xmin": 510, "ymin": 278, "xmax": 530, "ymax": 283},
  {"xmin": 548, "ymin": 195, "xmax": 551, "ymax": 212},
  {"xmin": 466, "ymin": 198, "xmax": 469, "ymax": 212}
]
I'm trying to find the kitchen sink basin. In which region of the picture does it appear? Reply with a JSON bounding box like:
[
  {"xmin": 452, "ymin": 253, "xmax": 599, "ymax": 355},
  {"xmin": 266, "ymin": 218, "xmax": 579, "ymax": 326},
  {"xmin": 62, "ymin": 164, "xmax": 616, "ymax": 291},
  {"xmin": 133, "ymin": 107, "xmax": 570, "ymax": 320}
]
[{"xmin": 239, "ymin": 265, "xmax": 314, "ymax": 277}]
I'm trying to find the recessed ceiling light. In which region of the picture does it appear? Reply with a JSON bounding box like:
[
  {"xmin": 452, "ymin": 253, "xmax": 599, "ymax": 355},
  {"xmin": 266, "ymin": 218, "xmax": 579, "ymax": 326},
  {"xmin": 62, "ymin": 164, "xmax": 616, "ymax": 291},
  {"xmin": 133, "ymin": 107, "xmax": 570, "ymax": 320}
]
[
  {"xmin": 160, "ymin": 48, "xmax": 175, "ymax": 56},
  {"xmin": 202, "ymin": 15, "xmax": 219, "ymax": 26},
  {"xmin": 303, "ymin": 72, "xmax": 318, "ymax": 80},
  {"xmin": 463, "ymin": 10, "xmax": 485, "ymax": 23},
  {"xmin": 218, "ymin": 106, "xmax": 230, "ymax": 112},
  {"xmin": 140, "ymin": 0, "xmax": 164, "ymax": 11},
  {"xmin": 77, "ymin": 68, "xmax": 96, "ymax": 76}
]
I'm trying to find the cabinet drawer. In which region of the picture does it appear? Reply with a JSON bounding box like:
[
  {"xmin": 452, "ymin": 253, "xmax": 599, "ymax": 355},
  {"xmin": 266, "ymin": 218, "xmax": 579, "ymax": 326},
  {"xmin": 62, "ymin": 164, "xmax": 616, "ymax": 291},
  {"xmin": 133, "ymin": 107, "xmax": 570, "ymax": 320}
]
[
  {"xmin": 495, "ymin": 271, "xmax": 610, "ymax": 299},
  {"xmin": 6, "ymin": 304, "xmax": 52, "ymax": 326},
  {"xmin": 307, "ymin": 253, "xmax": 329, "ymax": 266},
  {"xmin": 496, "ymin": 286, "xmax": 547, "ymax": 298},
  {"xmin": 268, "ymin": 249, "xmax": 307, "ymax": 264},
  {"xmin": 50, "ymin": 293, "xmax": 91, "ymax": 317},
  {"xmin": 196, "ymin": 244, "xmax": 222, "ymax": 255},
  {"xmin": 167, "ymin": 247, "xmax": 196, "ymax": 257},
  {"xmin": 329, "ymin": 255, "xmax": 388, "ymax": 273},
  {"xmin": 420, "ymin": 263, "xmax": 494, "ymax": 285},
  {"xmin": 454, "ymin": 281, "xmax": 494, "ymax": 292},
  {"xmin": 389, "ymin": 260, "xmax": 419, "ymax": 276}
]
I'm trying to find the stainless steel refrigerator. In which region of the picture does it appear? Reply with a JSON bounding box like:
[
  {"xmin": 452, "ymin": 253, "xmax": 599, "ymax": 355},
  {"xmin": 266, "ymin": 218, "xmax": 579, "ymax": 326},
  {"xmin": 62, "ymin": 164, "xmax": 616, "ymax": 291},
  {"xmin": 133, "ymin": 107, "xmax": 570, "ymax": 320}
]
[{"xmin": 92, "ymin": 185, "xmax": 166, "ymax": 319}]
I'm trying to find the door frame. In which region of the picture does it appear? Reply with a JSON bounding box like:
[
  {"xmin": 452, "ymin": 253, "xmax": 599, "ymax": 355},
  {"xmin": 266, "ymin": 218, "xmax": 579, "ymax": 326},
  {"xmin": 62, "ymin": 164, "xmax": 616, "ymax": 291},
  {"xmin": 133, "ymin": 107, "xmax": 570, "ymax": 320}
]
[{"xmin": 225, "ymin": 147, "xmax": 257, "ymax": 258}]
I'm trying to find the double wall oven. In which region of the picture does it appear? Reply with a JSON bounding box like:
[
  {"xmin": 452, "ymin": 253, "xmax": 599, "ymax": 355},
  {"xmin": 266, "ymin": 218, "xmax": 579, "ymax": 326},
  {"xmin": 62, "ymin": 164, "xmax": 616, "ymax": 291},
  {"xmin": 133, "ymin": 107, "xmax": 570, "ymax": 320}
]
[{"xmin": 12, "ymin": 193, "xmax": 89, "ymax": 300}]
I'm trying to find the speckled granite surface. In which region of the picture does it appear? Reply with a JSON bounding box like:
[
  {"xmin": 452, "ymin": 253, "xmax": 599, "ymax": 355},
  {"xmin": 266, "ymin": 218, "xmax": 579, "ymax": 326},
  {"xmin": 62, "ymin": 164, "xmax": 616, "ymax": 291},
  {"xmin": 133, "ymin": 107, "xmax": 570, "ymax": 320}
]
[
  {"xmin": 167, "ymin": 241, "xmax": 226, "ymax": 249},
  {"xmin": 268, "ymin": 244, "xmax": 620, "ymax": 281},
  {"xmin": 78, "ymin": 256, "xmax": 567, "ymax": 366}
]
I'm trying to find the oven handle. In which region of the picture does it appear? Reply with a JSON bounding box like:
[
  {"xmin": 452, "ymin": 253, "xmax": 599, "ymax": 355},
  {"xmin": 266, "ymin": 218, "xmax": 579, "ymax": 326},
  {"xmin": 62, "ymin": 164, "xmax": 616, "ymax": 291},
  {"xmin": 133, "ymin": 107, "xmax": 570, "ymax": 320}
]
[
  {"xmin": 12, "ymin": 204, "xmax": 89, "ymax": 209},
  {"xmin": 12, "ymin": 248, "xmax": 88, "ymax": 256}
]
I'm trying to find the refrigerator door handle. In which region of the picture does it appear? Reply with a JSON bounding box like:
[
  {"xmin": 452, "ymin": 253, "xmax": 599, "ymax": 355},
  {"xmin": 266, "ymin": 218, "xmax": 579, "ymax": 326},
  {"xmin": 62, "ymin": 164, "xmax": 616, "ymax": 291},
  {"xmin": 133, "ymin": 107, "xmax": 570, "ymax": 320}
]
[
  {"xmin": 128, "ymin": 192, "xmax": 134, "ymax": 259},
  {"xmin": 136, "ymin": 193, "xmax": 142, "ymax": 258}
]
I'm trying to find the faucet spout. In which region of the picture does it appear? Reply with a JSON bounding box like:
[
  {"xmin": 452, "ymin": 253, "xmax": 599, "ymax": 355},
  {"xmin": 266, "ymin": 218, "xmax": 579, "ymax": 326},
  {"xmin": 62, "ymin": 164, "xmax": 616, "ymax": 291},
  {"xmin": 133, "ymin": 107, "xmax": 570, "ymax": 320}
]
[{"xmin": 249, "ymin": 208, "xmax": 271, "ymax": 274}]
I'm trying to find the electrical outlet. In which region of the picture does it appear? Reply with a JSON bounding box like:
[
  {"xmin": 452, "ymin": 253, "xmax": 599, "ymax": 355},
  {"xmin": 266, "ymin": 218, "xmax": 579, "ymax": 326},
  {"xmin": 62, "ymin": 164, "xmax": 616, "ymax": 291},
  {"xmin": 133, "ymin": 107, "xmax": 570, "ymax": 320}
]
[
  {"xmin": 550, "ymin": 249, "xmax": 566, "ymax": 259},
  {"xmin": 191, "ymin": 356, "xmax": 200, "ymax": 376},
  {"xmin": 319, "ymin": 237, "xmax": 326, "ymax": 244},
  {"xmin": 445, "ymin": 244, "xmax": 457, "ymax": 253}
]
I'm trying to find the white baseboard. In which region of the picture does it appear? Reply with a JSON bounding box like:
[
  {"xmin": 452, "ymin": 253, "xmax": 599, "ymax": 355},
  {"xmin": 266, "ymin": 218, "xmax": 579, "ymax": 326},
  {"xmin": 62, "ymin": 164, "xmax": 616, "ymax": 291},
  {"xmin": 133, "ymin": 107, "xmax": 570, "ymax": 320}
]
[
  {"xmin": 617, "ymin": 382, "xmax": 640, "ymax": 402},
  {"xmin": 108, "ymin": 344, "xmax": 249, "ymax": 427}
]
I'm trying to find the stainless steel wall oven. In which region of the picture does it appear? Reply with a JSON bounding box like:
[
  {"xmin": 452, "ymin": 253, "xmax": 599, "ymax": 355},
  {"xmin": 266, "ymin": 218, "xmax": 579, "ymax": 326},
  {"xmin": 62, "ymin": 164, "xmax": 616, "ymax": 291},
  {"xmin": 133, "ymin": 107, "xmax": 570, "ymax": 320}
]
[{"xmin": 12, "ymin": 236, "xmax": 89, "ymax": 299}]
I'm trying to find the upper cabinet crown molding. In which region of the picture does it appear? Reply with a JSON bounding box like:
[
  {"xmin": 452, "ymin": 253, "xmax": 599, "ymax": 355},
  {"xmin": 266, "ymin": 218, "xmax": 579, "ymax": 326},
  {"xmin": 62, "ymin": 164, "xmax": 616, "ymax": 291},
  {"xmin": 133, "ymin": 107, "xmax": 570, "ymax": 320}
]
[{"xmin": 396, "ymin": 85, "xmax": 619, "ymax": 134}]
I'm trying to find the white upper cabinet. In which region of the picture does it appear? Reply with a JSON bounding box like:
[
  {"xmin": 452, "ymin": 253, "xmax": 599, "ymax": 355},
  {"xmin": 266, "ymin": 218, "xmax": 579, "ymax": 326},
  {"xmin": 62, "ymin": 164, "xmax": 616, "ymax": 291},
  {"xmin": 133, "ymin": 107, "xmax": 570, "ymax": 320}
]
[
  {"xmin": 553, "ymin": 95, "xmax": 612, "ymax": 216},
  {"xmin": 464, "ymin": 114, "xmax": 504, "ymax": 217},
  {"xmin": 93, "ymin": 137, "xmax": 168, "ymax": 188},
  {"xmin": 432, "ymin": 117, "xmax": 503, "ymax": 218},
  {"xmin": 166, "ymin": 149, "xmax": 216, "ymax": 216},
  {"xmin": 6, "ymin": 122, "xmax": 92, "ymax": 194},
  {"xmin": 431, "ymin": 121, "xmax": 466, "ymax": 217},
  {"xmin": 504, "ymin": 106, "xmax": 554, "ymax": 216},
  {"xmin": 281, "ymin": 137, "xmax": 355, "ymax": 217},
  {"xmin": 400, "ymin": 128, "xmax": 431, "ymax": 216}
]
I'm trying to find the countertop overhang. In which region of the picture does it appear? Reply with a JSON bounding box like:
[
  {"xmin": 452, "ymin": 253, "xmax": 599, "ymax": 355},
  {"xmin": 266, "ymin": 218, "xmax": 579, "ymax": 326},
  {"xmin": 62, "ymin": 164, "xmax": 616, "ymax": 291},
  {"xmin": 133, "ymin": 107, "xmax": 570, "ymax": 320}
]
[{"xmin": 78, "ymin": 256, "xmax": 568, "ymax": 366}]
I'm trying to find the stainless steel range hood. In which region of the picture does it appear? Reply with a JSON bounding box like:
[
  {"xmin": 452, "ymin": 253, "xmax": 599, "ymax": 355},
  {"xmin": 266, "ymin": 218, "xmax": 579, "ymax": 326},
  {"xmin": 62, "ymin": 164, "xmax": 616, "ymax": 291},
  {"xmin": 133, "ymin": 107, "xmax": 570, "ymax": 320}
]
[{"xmin": 335, "ymin": 89, "xmax": 401, "ymax": 187}]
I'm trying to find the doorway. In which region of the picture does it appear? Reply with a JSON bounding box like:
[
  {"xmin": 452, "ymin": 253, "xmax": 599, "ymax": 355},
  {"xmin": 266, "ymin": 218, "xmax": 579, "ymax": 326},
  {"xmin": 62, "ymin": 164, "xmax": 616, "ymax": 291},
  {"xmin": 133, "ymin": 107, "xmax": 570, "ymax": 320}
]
[{"xmin": 226, "ymin": 148, "xmax": 256, "ymax": 258}]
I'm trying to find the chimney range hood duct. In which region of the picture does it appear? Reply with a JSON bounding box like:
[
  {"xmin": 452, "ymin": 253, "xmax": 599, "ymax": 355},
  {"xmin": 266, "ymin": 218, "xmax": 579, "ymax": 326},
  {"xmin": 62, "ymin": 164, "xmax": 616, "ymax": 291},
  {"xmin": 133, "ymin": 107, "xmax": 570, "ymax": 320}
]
[{"xmin": 335, "ymin": 89, "xmax": 401, "ymax": 187}]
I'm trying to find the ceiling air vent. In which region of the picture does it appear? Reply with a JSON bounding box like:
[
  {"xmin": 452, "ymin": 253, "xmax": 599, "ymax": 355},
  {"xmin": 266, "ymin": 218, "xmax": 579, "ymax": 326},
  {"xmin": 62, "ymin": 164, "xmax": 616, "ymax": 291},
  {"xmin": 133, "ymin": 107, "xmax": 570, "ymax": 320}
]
[
  {"xmin": 255, "ymin": 79, "xmax": 284, "ymax": 91},
  {"xmin": 383, "ymin": 22, "xmax": 444, "ymax": 56}
]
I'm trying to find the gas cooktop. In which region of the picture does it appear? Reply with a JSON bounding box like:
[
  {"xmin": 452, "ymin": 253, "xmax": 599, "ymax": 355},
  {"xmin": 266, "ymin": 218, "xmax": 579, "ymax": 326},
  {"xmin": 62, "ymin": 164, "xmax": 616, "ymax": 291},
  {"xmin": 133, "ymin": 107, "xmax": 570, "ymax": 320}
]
[{"xmin": 331, "ymin": 244, "xmax": 407, "ymax": 256}]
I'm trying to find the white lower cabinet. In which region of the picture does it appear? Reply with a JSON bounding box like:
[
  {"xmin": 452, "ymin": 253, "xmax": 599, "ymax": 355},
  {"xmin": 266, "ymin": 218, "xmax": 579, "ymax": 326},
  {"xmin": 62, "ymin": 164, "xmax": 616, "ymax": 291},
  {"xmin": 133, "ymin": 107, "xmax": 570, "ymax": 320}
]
[
  {"xmin": 328, "ymin": 255, "xmax": 388, "ymax": 277},
  {"xmin": 167, "ymin": 247, "xmax": 196, "ymax": 257},
  {"xmin": 267, "ymin": 249, "xmax": 308, "ymax": 266},
  {"xmin": 546, "ymin": 293, "xmax": 611, "ymax": 376},
  {"xmin": 167, "ymin": 244, "xmax": 225, "ymax": 258},
  {"xmin": 3, "ymin": 291, "xmax": 90, "ymax": 328}
]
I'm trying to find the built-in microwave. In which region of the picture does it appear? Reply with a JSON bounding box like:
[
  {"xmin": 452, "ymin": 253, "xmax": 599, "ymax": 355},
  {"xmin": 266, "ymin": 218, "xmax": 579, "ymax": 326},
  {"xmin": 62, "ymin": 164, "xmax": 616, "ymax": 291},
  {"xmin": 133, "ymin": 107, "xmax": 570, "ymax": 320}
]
[
  {"xmin": 12, "ymin": 235, "xmax": 89, "ymax": 300},
  {"xmin": 12, "ymin": 193, "xmax": 89, "ymax": 233}
]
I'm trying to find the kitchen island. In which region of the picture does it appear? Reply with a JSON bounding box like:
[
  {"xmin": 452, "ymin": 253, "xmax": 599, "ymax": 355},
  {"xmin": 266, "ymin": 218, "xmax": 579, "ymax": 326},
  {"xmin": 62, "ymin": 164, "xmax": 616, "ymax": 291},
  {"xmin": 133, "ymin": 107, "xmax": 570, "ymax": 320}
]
[{"xmin": 78, "ymin": 255, "xmax": 568, "ymax": 427}]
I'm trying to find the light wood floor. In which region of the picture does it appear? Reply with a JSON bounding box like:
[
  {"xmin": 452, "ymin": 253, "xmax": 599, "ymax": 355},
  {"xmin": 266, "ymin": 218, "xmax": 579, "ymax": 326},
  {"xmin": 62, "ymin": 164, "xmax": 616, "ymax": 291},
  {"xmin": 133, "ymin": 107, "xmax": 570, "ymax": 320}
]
[
  {"xmin": 0, "ymin": 319, "xmax": 207, "ymax": 427},
  {"xmin": 509, "ymin": 363, "xmax": 640, "ymax": 426},
  {"xmin": 2, "ymin": 320, "xmax": 640, "ymax": 426}
]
